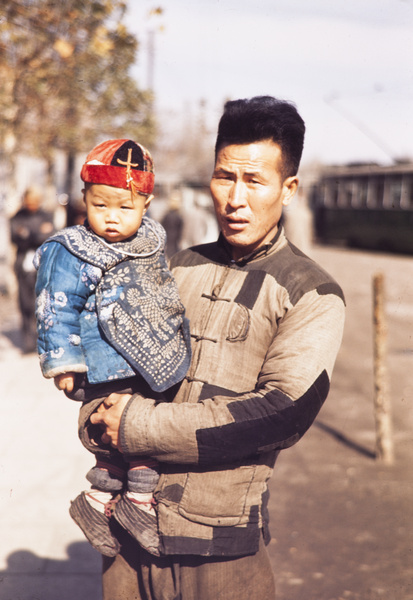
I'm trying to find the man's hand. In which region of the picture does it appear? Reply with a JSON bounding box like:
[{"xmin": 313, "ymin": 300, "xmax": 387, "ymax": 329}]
[
  {"xmin": 54, "ymin": 372, "xmax": 75, "ymax": 392},
  {"xmin": 90, "ymin": 393, "xmax": 132, "ymax": 449}
]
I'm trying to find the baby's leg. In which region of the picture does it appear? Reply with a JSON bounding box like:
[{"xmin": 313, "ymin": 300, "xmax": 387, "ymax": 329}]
[
  {"xmin": 87, "ymin": 453, "xmax": 128, "ymax": 492},
  {"xmin": 113, "ymin": 458, "xmax": 161, "ymax": 556},
  {"xmin": 71, "ymin": 391, "xmax": 129, "ymax": 557},
  {"xmin": 128, "ymin": 458, "xmax": 160, "ymax": 494}
]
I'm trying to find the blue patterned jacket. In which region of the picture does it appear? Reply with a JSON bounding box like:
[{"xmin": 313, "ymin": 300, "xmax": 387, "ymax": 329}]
[{"xmin": 34, "ymin": 217, "xmax": 191, "ymax": 392}]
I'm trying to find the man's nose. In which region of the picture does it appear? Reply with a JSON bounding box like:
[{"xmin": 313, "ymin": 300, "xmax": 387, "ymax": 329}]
[{"xmin": 228, "ymin": 181, "xmax": 247, "ymax": 208}]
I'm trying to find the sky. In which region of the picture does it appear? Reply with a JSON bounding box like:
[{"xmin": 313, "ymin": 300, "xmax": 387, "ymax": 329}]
[{"xmin": 127, "ymin": 0, "xmax": 413, "ymax": 167}]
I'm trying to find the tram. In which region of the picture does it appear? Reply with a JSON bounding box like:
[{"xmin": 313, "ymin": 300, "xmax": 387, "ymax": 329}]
[{"xmin": 310, "ymin": 162, "xmax": 413, "ymax": 254}]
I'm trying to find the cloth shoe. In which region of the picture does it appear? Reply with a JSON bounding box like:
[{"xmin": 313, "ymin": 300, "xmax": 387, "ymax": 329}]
[
  {"xmin": 114, "ymin": 492, "xmax": 160, "ymax": 556},
  {"xmin": 69, "ymin": 491, "xmax": 121, "ymax": 557}
]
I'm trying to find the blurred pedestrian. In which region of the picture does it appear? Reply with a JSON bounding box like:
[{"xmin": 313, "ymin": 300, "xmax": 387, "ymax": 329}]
[
  {"xmin": 161, "ymin": 190, "xmax": 184, "ymax": 258},
  {"xmin": 9, "ymin": 186, "xmax": 55, "ymax": 352},
  {"xmin": 181, "ymin": 192, "xmax": 219, "ymax": 249},
  {"xmin": 66, "ymin": 195, "xmax": 87, "ymax": 227}
]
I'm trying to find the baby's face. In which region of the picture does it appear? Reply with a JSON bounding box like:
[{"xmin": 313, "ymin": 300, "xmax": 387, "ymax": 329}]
[{"xmin": 84, "ymin": 184, "xmax": 152, "ymax": 243}]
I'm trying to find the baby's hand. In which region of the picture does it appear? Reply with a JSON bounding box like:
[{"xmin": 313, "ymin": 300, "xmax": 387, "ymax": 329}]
[{"xmin": 54, "ymin": 373, "xmax": 75, "ymax": 392}]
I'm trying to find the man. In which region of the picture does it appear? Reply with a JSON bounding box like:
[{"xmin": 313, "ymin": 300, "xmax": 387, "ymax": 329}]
[{"xmin": 91, "ymin": 96, "xmax": 345, "ymax": 599}]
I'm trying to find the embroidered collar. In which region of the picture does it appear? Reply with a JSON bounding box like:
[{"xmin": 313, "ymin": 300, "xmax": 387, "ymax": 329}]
[{"xmin": 48, "ymin": 216, "xmax": 164, "ymax": 271}]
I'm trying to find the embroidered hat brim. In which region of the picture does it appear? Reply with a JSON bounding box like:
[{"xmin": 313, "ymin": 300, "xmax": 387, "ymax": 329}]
[{"xmin": 81, "ymin": 165, "xmax": 154, "ymax": 194}]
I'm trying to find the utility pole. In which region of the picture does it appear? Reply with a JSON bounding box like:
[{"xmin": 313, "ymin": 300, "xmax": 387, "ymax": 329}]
[
  {"xmin": 147, "ymin": 29, "xmax": 155, "ymax": 94},
  {"xmin": 372, "ymin": 273, "xmax": 394, "ymax": 464}
]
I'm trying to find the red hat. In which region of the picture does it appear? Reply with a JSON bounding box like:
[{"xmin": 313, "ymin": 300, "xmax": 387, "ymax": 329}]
[{"xmin": 80, "ymin": 139, "xmax": 155, "ymax": 194}]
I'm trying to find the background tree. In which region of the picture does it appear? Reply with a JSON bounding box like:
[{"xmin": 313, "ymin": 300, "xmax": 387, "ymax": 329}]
[{"xmin": 0, "ymin": 0, "xmax": 155, "ymax": 201}]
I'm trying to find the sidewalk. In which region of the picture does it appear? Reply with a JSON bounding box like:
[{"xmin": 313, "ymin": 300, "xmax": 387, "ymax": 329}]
[
  {"xmin": 0, "ymin": 245, "xmax": 412, "ymax": 600},
  {"xmin": 0, "ymin": 293, "xmax": 102, "ymax": 599}
]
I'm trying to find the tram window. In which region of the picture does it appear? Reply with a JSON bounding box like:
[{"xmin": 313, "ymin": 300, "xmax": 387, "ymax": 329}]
[
  {"xmin": 400, "ymin": 176, "xmax": 413, "ymax": 209},
  {"xmin": 366, "ymin": 176, "xmax": 387, "ymax": 209},
  {"xmin": 360, "ymin": 181, "xmax": 368, "ymax": 207},
  {"xmin": 367, "ymin": 179, "xmax": 378, "ymax": 208},
  {"xmin": 320, "ymin": 182, "xmax": 329, "ymax": 207},
  {"xmin": 386, "ymin": 178, "xmax": 402, "ymax": 209},
  {"xmin": 351, "ymin": 179, "xmax": 368, "ymax": 208},
  {"xmin": 323, "ymin": 180, "xmax": 339, "ymax": 207},
  {"xmin": 377, "ymin": 178, "xmax": 385, "ymax": 208},
  {"xmin": 338, "ymin": 180, "xmax": 352, "ymax": 208}
]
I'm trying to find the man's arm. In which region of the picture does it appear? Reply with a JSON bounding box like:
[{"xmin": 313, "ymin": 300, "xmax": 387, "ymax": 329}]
[{"xmin": 94, "ymin": 289, "xmax": 345, "ymax": 465}]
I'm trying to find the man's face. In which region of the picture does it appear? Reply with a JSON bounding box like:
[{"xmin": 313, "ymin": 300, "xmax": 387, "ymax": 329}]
[
  {"xmin": 210, "ymin": 140, "xmax": 298, "ymax": 260},
  {"xmin": 84, "ymin": 184, "xmax": 152, "ymax": 243}
]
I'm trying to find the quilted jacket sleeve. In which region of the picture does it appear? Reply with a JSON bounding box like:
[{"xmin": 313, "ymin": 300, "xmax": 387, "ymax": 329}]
[
  {"xmin": 118, "ymin": 286, "xmax": 345, "ymax": 466},
  {"xmin": 35, "ymin": 242, "xmax": 91, "ymax": 379}
]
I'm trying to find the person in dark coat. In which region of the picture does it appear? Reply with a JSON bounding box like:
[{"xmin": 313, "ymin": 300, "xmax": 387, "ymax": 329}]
[
  {"xmin": 10, "ymin": 187, "xmax": 55, "ymax": 352},
  {"xmin": 161, "ymin": 191, "xmax": 184, "ymax": 259}
]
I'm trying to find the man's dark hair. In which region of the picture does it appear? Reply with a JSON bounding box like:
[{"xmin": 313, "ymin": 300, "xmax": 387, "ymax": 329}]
[{"xmin": 215, "ymin": 96, "xmax": 306, "ymax": 178}]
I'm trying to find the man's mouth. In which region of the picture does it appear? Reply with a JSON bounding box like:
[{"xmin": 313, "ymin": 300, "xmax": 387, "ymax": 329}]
[{"xmin": 225, "ymin": 216, "xmax": 249, "ymax": 230}]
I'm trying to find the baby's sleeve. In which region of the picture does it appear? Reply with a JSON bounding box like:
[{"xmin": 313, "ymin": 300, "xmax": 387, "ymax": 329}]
[{"xmin": 35, "ymin": 242, "xmax": 92, "ymax": 379}]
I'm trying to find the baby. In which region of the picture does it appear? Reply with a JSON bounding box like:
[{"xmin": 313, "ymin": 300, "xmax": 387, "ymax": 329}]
[{"xmin": 34, "ymin": 139, "xmax": 191, "ymax": 557}]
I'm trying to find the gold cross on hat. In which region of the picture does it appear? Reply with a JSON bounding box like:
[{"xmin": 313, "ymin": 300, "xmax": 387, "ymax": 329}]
[{"xmin": 117, "ymin": 148, "xmax": 139, "ymax": 188}]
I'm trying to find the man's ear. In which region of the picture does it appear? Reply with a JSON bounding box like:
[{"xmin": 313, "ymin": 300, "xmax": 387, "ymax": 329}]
[
  {"xmin": 282, "ymin": 176, "xmax": 298, "ymax": 207},
  {"xmin": 81, "ymin": 188, "xmax": 86, "ymax": 204},
  {"xmin": 143, "ymin": 194, "xmax": 154, "ymax": 213}
]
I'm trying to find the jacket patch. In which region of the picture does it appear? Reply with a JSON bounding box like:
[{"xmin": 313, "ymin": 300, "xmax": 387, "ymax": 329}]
[
  {"xmin": 234, "ymin": 270, "xmax": 267, "ymax": 309},
  {"xmin": 161, "ymin": 535, "xmax": 213, "ymax": 556},
  {"xmin": 198, "ymin": 383, "xmax": 239, "ymax": 402},
  {"xmin": 196, "ymin": 371, "xmax": 330, "ymax": 464},
  {"xmin": 211, "ymin": 505, "xmax": 261, "ymax": 556},
  {"xmin": 160, "ymin": 507, "xmax": 261, "ymax": 557},
  {"xmin": 159, "ymin": 483, "xmax": 185, "ymax": 503},
  {"xmin": 260, "ymin": 243, "xmax": 344, "ymax": 307},
  {"xmin": 317, "ymin": 282, "xmax": 346, "ymax": 304},
  {"xmin": 170, "ymin": 243, "xmax": 224, "ymax": 269}
]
